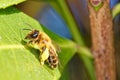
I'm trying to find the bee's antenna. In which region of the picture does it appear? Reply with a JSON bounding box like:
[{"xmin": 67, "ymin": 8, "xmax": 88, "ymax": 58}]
[
  {"xmin": 22, "ymin": 28, "xmax": 32, "ymax": 31},
  {"xmin": 22, "ymin": 23, "xmax": 34, "ymax": 31},
  {"xmin": 23, "ymin": 22, "xmax": 33, "ymax": 30}
]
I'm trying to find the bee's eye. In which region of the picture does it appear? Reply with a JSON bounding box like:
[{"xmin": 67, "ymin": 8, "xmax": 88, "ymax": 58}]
[
  {"xmin": 31, "ymin": 30, "xmax": 39, "ymax": 38},
  {"xmin": 31, "ymin": 33, "xmax": 38, "ymax": 38}
]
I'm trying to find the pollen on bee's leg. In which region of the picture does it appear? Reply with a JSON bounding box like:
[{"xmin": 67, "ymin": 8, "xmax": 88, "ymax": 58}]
[
  {"xmin": 39, "ymin": 48, "xmax": 49, "ymax": 66},
  {"xmin": 39, "ymin": 55, "xmax": 46, "ymax": 65},
  {"xmin": 40, "ymin": 61, "xmax": 44, "ymax": 65},
  {"xmin": 39, "ymin": 56, "xmax": 45, "ymax": 65}
]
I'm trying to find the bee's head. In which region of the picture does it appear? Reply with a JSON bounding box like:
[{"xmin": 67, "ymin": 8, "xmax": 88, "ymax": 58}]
[{"xmin": 25, "ymin": 29, "xmax": 39, "ymax": 39}]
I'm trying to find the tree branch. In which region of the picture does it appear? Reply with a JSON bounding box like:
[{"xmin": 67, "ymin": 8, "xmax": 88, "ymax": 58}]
[{"xmin": 87, "ymin": 0, "xmax": 116, "ymax": 80}]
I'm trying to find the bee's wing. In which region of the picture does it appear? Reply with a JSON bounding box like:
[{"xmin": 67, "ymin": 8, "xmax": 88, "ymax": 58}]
[
  {"xmin": 52, "ymin": 41, "xmax": 61, "ymax": 53},
  {"xmin": 51, "ymin": 41, "xmax": 63, "ymax": 69}
]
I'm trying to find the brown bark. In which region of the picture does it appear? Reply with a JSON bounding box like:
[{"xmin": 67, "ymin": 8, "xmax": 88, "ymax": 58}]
[{"xmin": 88, "ymin": 0, "xmax": 116, "ymax": 80}]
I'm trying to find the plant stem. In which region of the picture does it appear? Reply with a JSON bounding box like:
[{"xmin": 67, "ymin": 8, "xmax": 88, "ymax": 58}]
[
  {"xmin": 88, "ymin": 0, "xmax": 116, "ymax": 80},
  {"xmin": 50, "ymin": 0, "xmax": 85, "ymax": 46}
]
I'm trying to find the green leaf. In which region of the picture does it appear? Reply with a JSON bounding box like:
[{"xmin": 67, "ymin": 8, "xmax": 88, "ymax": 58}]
[
  {"xmin": 0, "ymin": 0, "xmax": 25, "ymax": 9},
  {"xmin": 0, "ymin": 7, "xmax": 77, "ymax": 80},
  {"xmin": 112, "ymin": 3, "xmax": 120, "ymax": 19}
]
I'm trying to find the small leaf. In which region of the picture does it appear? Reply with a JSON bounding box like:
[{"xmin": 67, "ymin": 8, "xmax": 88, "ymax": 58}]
[
  {"xmin": 0, "ymin": 0, "xmax": 25, "ymax": 9},
  {"xmin": 0, "ymin": 7, "xmax": 77, "ymax": 80},
  {"xmin": 112, "ymin": 3, "xmax": 120, "ymax": 19}
]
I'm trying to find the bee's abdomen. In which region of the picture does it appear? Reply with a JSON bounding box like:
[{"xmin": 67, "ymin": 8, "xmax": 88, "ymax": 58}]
[
  {"xmin": 48, "ymin": 54, "xmax": 58, "ymax": 68},
  {"xmin": 47, "ymin": 46, "xmax": 58, "ymax": 68}
]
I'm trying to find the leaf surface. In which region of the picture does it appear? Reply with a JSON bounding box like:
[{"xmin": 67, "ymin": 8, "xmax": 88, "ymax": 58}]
[
  {"xmin": 0, "ymin": 0, "xmax": 25, "ymax": 9},
  {"xmin": 0, "ymin": 7, "xmax": 76, "ymax": 80}
]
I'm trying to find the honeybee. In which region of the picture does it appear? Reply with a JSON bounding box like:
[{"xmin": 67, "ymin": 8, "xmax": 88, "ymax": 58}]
[{"xmin": 24, "ymin": 29, "xmax": 59, "ymax": 68}]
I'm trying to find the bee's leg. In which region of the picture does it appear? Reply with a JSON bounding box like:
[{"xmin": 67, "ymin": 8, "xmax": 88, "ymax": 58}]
[
  {"xmin": 41, "ymin": 46, "xmax": 46, "ymax": 53},
  {"xmin": 46, "ymin": 58, "xmax": 52, "ymax": 68},
  {"xmin": 40, "ymin": 59, "xmax": 44, "ymax": 65},
  {"xmin": 28, "ymin": 40, "xmax": 36, "ymax": 45},
  {"xmin": 34, "ymin": 36, "xmax": 40, "ymax": 43},
  {"xmin": 34, "ymin": 39, "xmax": 40, "ymax": 43},
  {"xmin": 28, "ymin": 40, "xmax": 33, "ymax": 44}
]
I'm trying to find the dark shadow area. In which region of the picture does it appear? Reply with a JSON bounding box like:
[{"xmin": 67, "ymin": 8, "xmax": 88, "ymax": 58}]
[
  {"xmin": 114, "ymin": 14, "xmax": 120, "ymax": 80},
  {"xmin": 21, "ymin": 40, "xmax": 40, "ymax": 61},
  {"xmin": 0, "ymin": 7, "xmax": 20, "ymax": 15},
  {"xmin": 69, "ymin": 54, "xmax": 89, "ymax": 80}
]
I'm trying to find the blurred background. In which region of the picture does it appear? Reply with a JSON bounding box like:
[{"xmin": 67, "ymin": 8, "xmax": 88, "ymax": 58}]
[{"xmin": 16, "ymin": 0, "xmax": 120, "ymax": 80}]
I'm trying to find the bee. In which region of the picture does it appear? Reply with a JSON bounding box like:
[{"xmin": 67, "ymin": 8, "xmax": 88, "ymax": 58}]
[{"xmin": 24, "ymin": 29, "xmax": 59, "ymax": 68}]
